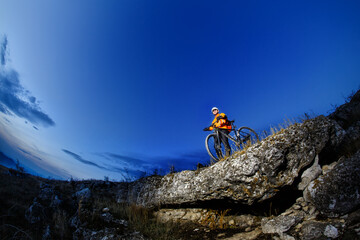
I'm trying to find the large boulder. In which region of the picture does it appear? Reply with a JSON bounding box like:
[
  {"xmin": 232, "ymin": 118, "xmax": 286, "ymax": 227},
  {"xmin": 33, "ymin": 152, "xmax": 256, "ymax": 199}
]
[
  {"xmin": 304, "ymin": 150, "xmax": 360, "ymax": 217},
  {"xmin": 125, "ymin": 116, "xmax": 339, "ymax": 207},
  {"xmin": 300, "ymin": 221, "xmax": 340, "ymax": 240},
  {"xmin": 261, "ymin": 215, "xmax": 303, "ymax": 234}
]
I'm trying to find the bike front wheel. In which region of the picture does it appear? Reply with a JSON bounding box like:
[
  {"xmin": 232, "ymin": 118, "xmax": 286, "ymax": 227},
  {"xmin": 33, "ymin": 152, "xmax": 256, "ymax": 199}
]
[
  {"xmin": 237, "ymin": 127, "xmax": 259, "ymax": 148},
  {"xmin": 205, "ymin": 133, "xmax": 220, "ymax": 162}
]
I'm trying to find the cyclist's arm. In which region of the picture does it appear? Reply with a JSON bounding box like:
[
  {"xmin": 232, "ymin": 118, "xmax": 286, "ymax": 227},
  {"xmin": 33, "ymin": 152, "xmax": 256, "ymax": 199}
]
[
  {"xmin": 208, "ymin": 123, "xmax": 215, "ymax": 131},
  {"xmin": 216, "ymin": 113, "xmax": 227, "ymax": 121}
]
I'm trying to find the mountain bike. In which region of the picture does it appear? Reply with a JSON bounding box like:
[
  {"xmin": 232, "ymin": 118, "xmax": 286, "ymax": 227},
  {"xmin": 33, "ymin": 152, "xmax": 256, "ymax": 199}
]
[{"xmin": 205, "ymin": 120, "xmax": 259, "ymax": 161}]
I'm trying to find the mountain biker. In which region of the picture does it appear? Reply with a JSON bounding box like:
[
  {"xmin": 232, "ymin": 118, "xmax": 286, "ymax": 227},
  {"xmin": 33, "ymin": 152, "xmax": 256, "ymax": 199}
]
[{"xmin": 203, "ymin": 107, "xmax": 232, "ymax": 158}]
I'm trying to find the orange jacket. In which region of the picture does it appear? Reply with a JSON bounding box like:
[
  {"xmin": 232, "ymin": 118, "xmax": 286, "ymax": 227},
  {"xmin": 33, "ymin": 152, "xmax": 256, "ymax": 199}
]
[{"xmin": 209, "ymin": 113, "xmax": 232, "ymax": 131}]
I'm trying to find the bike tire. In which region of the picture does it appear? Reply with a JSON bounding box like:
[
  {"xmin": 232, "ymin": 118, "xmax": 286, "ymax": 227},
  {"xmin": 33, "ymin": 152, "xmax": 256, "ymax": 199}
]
[
  {"xmin": 205, "ymin": 132, "xmax": 241, "ymax": 162},
  {"xmin": 205, "ymin": 133, "xmax": 220, "ymax": 162},
  {"xmin": 237, "ymin": 127, "xmax": 259, "ymax": 148}
]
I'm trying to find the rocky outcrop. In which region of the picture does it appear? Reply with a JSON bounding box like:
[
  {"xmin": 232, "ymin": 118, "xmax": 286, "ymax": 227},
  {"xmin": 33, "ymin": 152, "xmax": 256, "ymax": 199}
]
[
  {"xmin": 119, "ymin": 89, "xmax": 360, "ymax": 239},
  {"xmin": 125, "ymin": 115, "xmax": 341, "ymax": 208}
]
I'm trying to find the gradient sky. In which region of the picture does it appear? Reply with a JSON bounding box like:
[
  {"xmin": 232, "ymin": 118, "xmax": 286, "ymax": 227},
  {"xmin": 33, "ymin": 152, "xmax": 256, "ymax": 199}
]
[{"xmin": 0, "ymin": 0, "xmax": 359, "ymax": 181}]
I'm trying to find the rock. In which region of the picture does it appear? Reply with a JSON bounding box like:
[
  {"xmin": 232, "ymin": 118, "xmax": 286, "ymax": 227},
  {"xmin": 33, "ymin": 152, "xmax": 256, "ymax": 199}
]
[
  {"xmin": 124, "ymin": 116, "xmax": 336, "ymax": 207},
  {"xmin": 69, "ymin": 215, "xmax": 80, "ymax": 228},
  {"xmin": 300, "ymin": 220, "xmax": 328, "ymax": 240},
  {"xmin": 182, "ymin": 210, "xmax": 203, "ymax": 221},
  {"xmin": 72, "ymin": 225, "xmax": 143, "ymax": 240},
  {"xmin": 154, "ymin": 208, "xmax": 261, "ymax": 231},
  {"xmin": 301, "ymin": 220, "xmax": 343, "ymax": 240},
  {"xmin": 116, "ymin": 183, "xmax": 130, "ymax": 203},
  {"xmin": 322, "ymin": 162, "xmax": 337, "ymax": 175},
  {"xmin": 261, "ymin": 215, "xmax": 302, "ymax": 234},
  {"xmin": 346, "ymin": 208, "xmax": 360, "ymax": 228},
  {"xmin": 328, "ymin": 90, "xmax": 360, "ymax": 129},
  {"xmin": 281, "ymin": 210, "xmax": 293, "ymax": 216},
  {"xmin": 42, "ymin": 225, "xmax": 51, "ymax": 240},
  {"xmin": 154, "ymin": 208, "xmax": 205, "ymax": 223},
  {"xmin": 278, "ymin": 232, "xmax": 295, "ymax": 240},
  {"xmin": 75, "ymin": 188, "xmax": 91, "ymax": 201},
  {"xmin": 324, "ymin": 90, "xmax": 360, "ymax": 160},
  {"xmin": 38, "ymin": 187, "xmax": 55, "ymax": 202},
  {"xmin": 292, "ymin": 204, "xmax": 301, "ymax": 210},
  {"xmin": 223, "ymin": 228, "xmax": 262, "ymax": 240},
  {"xmin": 304, "ymin": 150, "xmax": 360, "ymax": 217},
  {"xmin": 232, "ymin": 215, "xmax": 261, "ymax": 229},
  {"xmin": 25, "ymin": 202, "xmax": 45, "ymax": 224},
  {"xmin": 101, "ymin": 212, "xmax": 114, "ymax": 223},
  {"xmin": 298, "ymin": 155, "xmax": 322, "ymax": 190},
  {"xmin": 308, "ymin": 206, "xmax": 317, "ymax": 216},
  {"xmin": 324, "ymin": 224, "xmax": 339, "ymax": 238},
  {"xmin": 50, "ymin": 195, "xmax": 62, "ymax": 208},
  {"xmin": 325, "ymin": 121, "xmax": 360, "ymax": 161},
  {"xmin": 338, "ymin": 121, "xmax": 360, "ymax": 157}
]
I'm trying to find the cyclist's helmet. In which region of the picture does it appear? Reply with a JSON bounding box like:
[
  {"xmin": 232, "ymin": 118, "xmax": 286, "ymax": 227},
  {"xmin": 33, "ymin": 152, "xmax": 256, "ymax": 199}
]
[{"xmin": 211, "ymin": 107, "xmax": 219, "ymax": 112}]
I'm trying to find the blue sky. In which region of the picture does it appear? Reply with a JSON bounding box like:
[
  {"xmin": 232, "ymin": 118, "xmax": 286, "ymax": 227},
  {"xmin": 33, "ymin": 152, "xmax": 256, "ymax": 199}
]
[{"xmin": 0, "ymin": 0, "xmax": 359, "ymax": 180}]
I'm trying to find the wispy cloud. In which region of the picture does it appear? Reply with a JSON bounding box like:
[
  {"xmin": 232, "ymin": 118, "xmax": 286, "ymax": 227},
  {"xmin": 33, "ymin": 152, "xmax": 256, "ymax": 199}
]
[
  {"xmin": 0, "ymin": 35, "xmax": 55, "ymax": 127},
  {"xmin": 18, "ymin": 147, "xmax": 43, "ymax": 162},
  {"xmin": 0, "ymin": 35, "xmax": 7, "ymax": 65},
  {"xmin": 62, "ymin": 149, "xmax": 108, "ymax": 171},
  {"xmin": 99, "ymin": 152, "xmax": 148, "ymax": 166},
  {"xmin": 62, "ymin": 149, "xmax": 145, "ymax": 180},
  {"xmin": 110, "ymin": 166, "xmax": 146, "ymax": 180}
]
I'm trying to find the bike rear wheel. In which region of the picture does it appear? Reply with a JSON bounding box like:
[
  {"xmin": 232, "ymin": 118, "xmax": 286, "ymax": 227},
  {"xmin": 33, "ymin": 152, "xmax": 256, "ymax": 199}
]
[
  {"xmin": 205, "ymin": 132, "xmax": 241, "ymax": 162},
  {"xmin": 237, "ymin": 127, "xmax": 259, "ymax": 149}
]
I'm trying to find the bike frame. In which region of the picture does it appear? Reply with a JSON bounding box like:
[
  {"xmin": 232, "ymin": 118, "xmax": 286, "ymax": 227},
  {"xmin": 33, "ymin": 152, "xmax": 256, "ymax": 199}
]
[{"xmin": 213, "ymin": 125, "xmax": 241, "ymax": 148}]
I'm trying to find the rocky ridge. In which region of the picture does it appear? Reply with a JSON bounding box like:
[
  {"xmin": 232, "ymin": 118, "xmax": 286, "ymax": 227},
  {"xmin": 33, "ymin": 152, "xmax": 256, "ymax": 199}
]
[{"xmin": 119, "ymin": 90, "xmax": 360, "ymax": 239}]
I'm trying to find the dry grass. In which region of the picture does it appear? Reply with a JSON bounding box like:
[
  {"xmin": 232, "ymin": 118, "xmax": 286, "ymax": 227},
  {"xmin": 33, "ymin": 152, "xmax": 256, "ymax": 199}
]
[
  {"xmin": 52, "ymin": 210, "xmax": 68, "ymax": 239},
  {"xmin": 0, "ymin": 166, "xmax": 41, "ymax": 239},
  {"xmin": 200, "ymin": 209, "xmax": 231, "ymax": 230}
]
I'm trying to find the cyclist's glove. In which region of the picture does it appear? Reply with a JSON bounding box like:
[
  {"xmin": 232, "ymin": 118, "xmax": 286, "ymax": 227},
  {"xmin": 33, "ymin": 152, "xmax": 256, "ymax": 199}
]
[{"xmin": 203, "ymin": 127, "xmax": 210, "ymax": 131}]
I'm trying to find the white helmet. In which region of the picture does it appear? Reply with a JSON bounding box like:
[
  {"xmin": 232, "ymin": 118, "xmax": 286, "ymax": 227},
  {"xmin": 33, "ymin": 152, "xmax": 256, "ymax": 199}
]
[{"xmin": 211, "ymin": 107, "xmax": 219, "ymax": 112}]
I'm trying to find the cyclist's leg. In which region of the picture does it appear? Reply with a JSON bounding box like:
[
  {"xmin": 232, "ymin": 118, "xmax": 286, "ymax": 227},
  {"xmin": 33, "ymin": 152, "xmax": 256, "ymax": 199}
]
[
  {"xmin": 214, "ymin": 134, "xmax": 223, "ymax": 159},
  {"xmin": 219, "ymin": 129, "xmax": 231, "ymax": 156}
]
